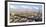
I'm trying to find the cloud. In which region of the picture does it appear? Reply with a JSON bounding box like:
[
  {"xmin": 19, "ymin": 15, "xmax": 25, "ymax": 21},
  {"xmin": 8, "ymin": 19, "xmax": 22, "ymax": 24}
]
[
  {"xmin": 10, "ymin": 5, "xmax": 16, "ymax": 9},
  {"xmin": 33, "ymin": 6, "xmax": 39, "ymax": 10}
]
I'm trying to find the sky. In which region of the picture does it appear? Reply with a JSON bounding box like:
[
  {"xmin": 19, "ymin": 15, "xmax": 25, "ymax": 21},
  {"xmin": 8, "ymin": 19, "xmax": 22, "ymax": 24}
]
[{"xmin": 9, "ymin": 3, "xmax": 42, "ymax": 13}]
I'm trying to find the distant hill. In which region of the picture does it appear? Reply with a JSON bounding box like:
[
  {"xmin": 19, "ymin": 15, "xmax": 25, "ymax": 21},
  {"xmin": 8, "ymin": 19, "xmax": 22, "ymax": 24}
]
[{"xmin": 10, "ymin": 8, "xmax": 41, "ymax": 14}]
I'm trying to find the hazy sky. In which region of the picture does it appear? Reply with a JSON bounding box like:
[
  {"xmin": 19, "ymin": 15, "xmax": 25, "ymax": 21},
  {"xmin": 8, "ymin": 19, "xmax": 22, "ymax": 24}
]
[{"xmin": 9, "ymin": 3, "xmax": 42, "ymax": 13}]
